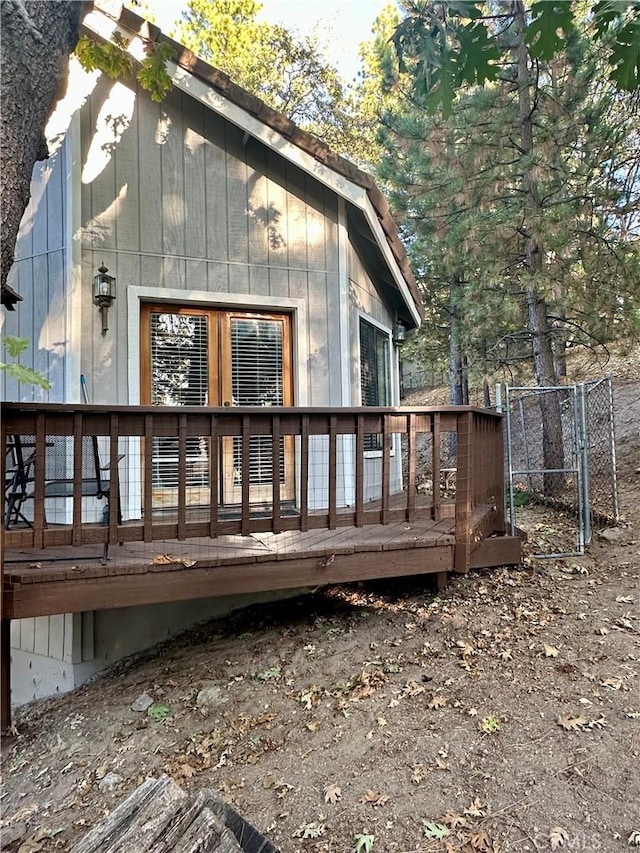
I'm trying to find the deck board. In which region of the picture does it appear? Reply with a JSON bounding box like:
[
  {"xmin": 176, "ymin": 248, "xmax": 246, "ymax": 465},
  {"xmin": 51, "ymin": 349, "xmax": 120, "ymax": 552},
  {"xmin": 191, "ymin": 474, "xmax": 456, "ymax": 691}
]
[{"xmin": 2, "ymin": 505, "xmax": 520, "ymax": 620}]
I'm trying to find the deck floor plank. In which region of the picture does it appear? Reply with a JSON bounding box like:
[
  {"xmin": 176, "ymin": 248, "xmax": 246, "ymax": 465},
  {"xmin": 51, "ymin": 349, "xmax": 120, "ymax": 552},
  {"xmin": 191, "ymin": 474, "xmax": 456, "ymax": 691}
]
[{"xmin": 2, "ymin": 504, "xmax": 520, "ymax": 621}]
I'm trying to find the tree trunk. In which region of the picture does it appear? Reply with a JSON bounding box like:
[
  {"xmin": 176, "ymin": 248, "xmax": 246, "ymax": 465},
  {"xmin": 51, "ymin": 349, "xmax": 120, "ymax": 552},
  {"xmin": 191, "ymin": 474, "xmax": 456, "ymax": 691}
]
[
  {"xmin": 1, "ymin": 0, "xmax": 88, "ymax": 301},
  {"xmin": 514, "ymin": 1, "xmax": 564, "ymax": 495},
  {"xmin": 449, "ymin": 276, "xmax": 468, "ymax": 406}
]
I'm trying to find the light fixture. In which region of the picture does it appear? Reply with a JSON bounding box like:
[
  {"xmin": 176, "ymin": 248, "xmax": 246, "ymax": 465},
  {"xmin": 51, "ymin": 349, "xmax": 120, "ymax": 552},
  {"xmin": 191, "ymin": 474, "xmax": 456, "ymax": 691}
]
[
  {"xmin": 392, "ymin": 320, "xmax": 406, "ymax": 347},
  {"xmin": 93, "ymin": 263, "xmax": 116, "ymax": 335}
]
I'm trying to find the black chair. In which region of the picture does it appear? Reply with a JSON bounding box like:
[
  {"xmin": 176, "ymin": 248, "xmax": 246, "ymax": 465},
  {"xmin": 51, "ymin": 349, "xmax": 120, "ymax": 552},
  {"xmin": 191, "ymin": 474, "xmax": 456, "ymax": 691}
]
[
  {"xmin": 4, "ymin": 435, "xmax": 36, "ymax": 529},
  {"xmin": 5, "ymin": 434, "xmax": 123, "ymax": 564}
]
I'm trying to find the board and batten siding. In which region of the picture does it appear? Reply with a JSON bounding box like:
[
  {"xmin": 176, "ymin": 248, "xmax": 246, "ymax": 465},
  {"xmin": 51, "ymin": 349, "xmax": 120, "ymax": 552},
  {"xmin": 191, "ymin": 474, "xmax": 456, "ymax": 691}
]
[
  {"xmin": 77, "ymin": 77, "xmax": 341, "ymax": 408},
  {"xmin": 1, "ymin": 138, "xmax": 69, "ymax": 403}
]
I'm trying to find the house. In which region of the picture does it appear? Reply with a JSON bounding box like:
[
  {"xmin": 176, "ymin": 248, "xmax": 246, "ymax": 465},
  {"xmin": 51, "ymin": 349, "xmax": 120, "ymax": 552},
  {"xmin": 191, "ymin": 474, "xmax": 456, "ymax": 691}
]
[{"xmin": 1, "ymin": 2, "xmax": 519, "ymax": 716}]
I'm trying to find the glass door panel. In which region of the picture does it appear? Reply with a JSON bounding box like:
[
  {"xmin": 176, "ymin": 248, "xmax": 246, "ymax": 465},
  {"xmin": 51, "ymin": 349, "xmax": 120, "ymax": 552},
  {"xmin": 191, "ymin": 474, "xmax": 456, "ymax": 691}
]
[{"xmin": 221, "ymin": 313, "xmax": 294, "ymax": 504}]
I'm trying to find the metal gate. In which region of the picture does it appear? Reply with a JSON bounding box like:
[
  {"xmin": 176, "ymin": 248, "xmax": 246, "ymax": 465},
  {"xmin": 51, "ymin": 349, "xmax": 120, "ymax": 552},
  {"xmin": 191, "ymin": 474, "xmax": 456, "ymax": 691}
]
[{"xmin": 501, "ymin": 378, "xmax": 619, "ymax": 558}]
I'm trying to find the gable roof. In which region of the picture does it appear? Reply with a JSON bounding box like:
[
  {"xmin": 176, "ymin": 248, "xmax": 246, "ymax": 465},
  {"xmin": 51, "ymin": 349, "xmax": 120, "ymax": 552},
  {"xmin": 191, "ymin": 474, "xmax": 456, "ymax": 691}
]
[{"xmin": 83, "ymin": 2, "xmax": 424, "ymax": 327}]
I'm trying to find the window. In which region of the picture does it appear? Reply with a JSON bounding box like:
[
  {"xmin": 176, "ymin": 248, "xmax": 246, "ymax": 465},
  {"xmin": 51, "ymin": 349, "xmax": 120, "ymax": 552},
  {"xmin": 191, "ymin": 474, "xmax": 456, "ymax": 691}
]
[{"xmin": 359, "ymin": 318, "xmax": 390, "ymax": 449}]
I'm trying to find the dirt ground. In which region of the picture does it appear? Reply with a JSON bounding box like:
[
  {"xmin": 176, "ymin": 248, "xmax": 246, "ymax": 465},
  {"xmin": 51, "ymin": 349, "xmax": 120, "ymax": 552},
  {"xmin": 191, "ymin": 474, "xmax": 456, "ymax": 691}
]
[{"xmin": 1, "ymin": 378, "xmax": 639, "ymax": 853}]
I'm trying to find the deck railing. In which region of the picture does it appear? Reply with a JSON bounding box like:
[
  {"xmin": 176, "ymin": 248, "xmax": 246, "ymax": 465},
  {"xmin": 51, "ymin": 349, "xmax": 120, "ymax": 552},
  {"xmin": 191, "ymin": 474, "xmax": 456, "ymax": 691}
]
[{"xmin": 2, "ymin": 403, "xmax": 505, "ymax": 569}]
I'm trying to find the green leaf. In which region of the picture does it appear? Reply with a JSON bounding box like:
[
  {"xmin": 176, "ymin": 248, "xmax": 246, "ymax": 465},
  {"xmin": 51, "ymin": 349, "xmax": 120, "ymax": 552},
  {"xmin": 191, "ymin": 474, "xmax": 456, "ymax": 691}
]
[
  {"xmin": 608, "ymin": 18, "xmax": 640, "ymax": 90},
  {"xmin": 354, "ymin": 834, "xmax": 375, "ymax": 853},
  {"xmin": 525, "ymin": 2, "xmax": 575, "ymax": 60},
  {"xmin": 456, "ymin": 20, "xmax": 501, "ymax": 85},
  {"xmin": 422, "ymin": 820, "xmax": 451, "ymax": 839},
  {"xmin": 255, "ymin": 665, "xmax": 281, "ymax": 681},
  {"xmin": 591, "ymin": 1, "xmax": 630, "ymax": 39},
  {"xmin": 446, "ymin": 1, "xmax": 483, "ymax": 20},
  {"xmin": 147, "ymin": 702, "xmax": 171, "ymax": 721},
  {"xmin": 3, "ymin": 335, "xmax": 30, "ymax": 358},
  {"xmin": 137, "ymin": 42, "xmax": 174, "ymax": 103},
  {"xmin": 75, "ymin": 34, "xmax": 132, "ymax": 79},
  {"xmin": 2, "ymin": 363, "xmax": 52, "ymax": 390}
]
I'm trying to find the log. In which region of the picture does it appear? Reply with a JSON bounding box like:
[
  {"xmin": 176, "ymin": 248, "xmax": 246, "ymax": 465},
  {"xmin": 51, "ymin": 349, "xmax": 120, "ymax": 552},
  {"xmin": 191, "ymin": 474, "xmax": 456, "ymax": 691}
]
[{"xmin": 70, "ymin": 775, "xmax": 248, "ymax": 853}]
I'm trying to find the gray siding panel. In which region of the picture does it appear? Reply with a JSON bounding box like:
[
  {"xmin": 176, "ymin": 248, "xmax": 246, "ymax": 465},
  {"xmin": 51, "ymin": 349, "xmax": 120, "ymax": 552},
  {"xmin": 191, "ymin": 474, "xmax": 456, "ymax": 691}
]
[
  {"xmin": 183, "ymin": 96, "xmax": 207, "ymax": 260},
  {"xmin": 161, "ymin": 90, "xmax": 187, "ymax": 257},
  {"xmin": 138, "ymin": 93, "xmax": 163, "ymax": 255},
  {"xmin": 204, "ymin": 107, "xmax": 228, "ymax": 262},
  {"xmin": 226, "ymin": 124, "xmax": 249, "ymax": 264}
]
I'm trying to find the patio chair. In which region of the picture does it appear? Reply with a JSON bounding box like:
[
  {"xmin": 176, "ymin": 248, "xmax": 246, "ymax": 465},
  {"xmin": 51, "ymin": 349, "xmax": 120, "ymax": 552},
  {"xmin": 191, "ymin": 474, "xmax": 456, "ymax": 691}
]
[
  {"xmin": 5, "ymin": 433, "xmax": 123, "ymax": 564},
  {"xmin": 4, "ymin": 435, "xmax": 37, "ymax": 529}
]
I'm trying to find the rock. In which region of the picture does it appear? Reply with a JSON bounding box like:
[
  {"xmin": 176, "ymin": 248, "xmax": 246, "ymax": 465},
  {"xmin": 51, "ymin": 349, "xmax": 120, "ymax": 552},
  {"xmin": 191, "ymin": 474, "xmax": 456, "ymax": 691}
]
[
  {"xmin": 596, "ymin": 527, "xmax": 626, "ymax": 544},
  {"xmin": 131, "ymin": 692, "xmax": 154, "ymax": 712},
  {"xmin": 99, "ymin": 772, "xmax": 124, "ymax": 792},
  {"xmin": 196, "ymin": 685, "xmax": 226, "ymax": 709}
]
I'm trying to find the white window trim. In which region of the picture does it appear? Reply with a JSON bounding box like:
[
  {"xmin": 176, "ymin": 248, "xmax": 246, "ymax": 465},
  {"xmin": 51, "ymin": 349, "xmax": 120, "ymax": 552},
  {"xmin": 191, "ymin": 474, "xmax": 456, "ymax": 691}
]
[{"xmin": 122, "ymin": 286, "xmax": 308, "ymax": 519}]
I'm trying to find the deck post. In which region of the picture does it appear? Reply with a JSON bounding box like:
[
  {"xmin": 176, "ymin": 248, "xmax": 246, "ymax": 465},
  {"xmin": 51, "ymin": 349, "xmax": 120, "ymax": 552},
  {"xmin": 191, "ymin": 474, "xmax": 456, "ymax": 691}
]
[
  {"xmin": 454, "ymin": 411, "xmax": 474, "ymax": 573},
  {"xmin": 1, "ymin": 618, "xmax": 10, "ymax": 732}
]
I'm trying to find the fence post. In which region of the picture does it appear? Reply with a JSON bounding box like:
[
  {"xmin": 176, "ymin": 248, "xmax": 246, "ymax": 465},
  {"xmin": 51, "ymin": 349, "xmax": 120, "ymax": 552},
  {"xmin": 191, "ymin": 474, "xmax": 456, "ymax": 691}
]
[
  {"xmin": 577, "ymin": 383, "xmax": 591, "ymax": 547},
  {"xmin": 606, "ymin": 377, "xmax": 620, "ymax": 523}
]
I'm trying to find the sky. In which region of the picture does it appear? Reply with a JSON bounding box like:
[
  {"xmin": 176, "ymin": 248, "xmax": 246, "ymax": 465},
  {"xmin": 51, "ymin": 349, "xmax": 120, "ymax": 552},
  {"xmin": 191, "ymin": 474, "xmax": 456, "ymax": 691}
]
[{"xmin": 147, "ymin": 0, "xmax": 390, "ymax": 83}]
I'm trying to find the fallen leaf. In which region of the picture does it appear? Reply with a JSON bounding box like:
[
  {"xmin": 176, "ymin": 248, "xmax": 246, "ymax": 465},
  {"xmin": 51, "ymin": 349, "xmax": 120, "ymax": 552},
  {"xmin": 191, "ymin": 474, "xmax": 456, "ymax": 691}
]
[
  {"xmin": 464, "ymin": 798, "xmax": 486, "ymax": 817},
  {"xmin": 422, "ymin": 820, "xmax": 450, "ymax": 840},
  {"xmin": 601, "ymin": 677, "xmax": 622, "ymax": 690},
  {"xmin": 558, "ymin": 713, "xmax": 588, "ymax": 731},
  {"xmin": 628, "ymin": 829, "xmax": 640, "ymax": 846},
  {"xmin": 442, "ymin": 811, "xmax": 468, "ymax": 829},
  {"xmin": 306, "ymin": 721, "xmax": 320, "ymax": 732},
  {"xmin": 469, "ymin": 828, "xmax": 495, "ymax": 851},
  {"xmin": 354, "ymin": 834, "xmax": 375, "ymax": 853},
  {"xmin": 456, "ymin": 639, "xmax": 474, "ymax": 657},
  {"xmin": 362, "ymin": 790, "xmax": 390, "ymax": 807},
  {"xmin": 550, "ymin": 826, "xmax": 569, "ymax": 849},
  {"xmin": 153, "ymin": 553, "xmax": 177, "ymax": 564},
  {"xmin": 428, "ymin": 693, "xmax": 447, "ymax": 710},
  {"xmin": 435, "ymin": 756, "xmax": 450, "ymax": 771},
  {"xmin": 616, "ymin": 595, "xmax": 633, "ymax": 603},
  {"xmin": 294, "ymin": 822, "xmax": 326, "ymax": 839},
  {"xmin": 177, "ymin": 763, "xmax": 197, "ymax": 779},
  {"xmin": 411, "ymin": 764, "xmax": 426, "ymax": 784},
  {"xmin": 324, "ymin": 784, "xmax": 341, "ymax": 804},
  {"xmin": 544, "ymin": 643, "xmax": 560, "ymax": 657}
]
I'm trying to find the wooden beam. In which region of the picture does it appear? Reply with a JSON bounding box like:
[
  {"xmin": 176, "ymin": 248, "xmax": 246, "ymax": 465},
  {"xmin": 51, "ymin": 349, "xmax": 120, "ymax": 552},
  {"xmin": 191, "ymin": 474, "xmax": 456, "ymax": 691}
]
[
  {"xmin": 4, "ymin": 546, "xmax": 454, "ymax": 619},
  {"xmin": 469, "ymin": 535, "xmax": 521, "ymax": 569}
]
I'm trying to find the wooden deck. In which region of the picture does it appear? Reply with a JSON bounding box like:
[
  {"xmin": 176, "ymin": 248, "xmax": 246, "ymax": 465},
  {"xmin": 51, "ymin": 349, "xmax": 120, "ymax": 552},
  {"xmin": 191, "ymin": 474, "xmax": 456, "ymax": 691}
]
[
  {"xmin": 3, "ymin": 503, "xmax": 517, "ymax": 620},
  {"xmin": 2, "ymin": 402, "xmax": 521, "ymax": 730}
]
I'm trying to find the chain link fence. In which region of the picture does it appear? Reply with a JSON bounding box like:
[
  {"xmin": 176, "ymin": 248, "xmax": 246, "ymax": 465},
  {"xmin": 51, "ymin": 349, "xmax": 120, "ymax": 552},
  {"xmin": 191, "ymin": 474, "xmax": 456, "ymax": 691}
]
[{"xmin": 502, "ymin": 377, "xmax": 618, "ymax": 557}]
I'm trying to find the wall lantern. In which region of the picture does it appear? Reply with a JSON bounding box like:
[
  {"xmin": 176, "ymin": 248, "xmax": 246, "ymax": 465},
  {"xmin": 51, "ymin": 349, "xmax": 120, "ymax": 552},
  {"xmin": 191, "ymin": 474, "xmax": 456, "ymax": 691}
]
[
  {"xmin": 392, "ymin": 320, "xmax": 406, "ymax": 347},
  {"xmin": 93, "ymin": 263, "xmax": 116, "ymax": 335}
]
